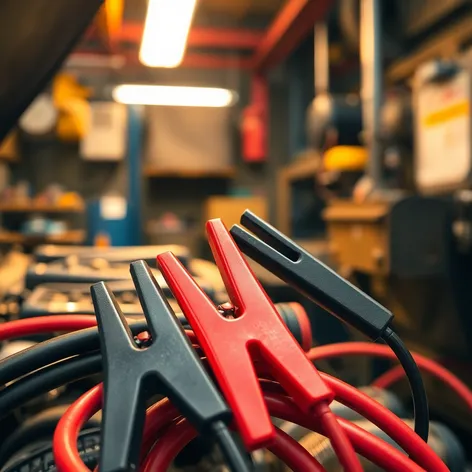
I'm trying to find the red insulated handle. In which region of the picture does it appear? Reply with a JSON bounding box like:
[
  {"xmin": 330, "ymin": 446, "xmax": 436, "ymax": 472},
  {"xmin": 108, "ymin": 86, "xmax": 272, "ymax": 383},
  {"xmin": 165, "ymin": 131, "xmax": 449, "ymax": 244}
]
[{"xmin": 157, "ymin": 219, "xmax": 333, "ymax": 451}]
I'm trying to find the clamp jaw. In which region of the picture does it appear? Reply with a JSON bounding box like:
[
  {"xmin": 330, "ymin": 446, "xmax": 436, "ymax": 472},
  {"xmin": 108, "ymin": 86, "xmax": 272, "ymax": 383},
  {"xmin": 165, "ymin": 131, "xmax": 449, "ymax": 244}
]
[
  {"xmin": 230, "ymin": 210, "xmax": 393, "ymax": 340},
  {"xmin": 157, "ymin": 219, "xmax": 333, "ymax": 451},
  {"xmin": 91, "ymin": 261, "xmax": 240, "ymax": 472},
  {"xmin": 92, "ymin": 211, "xmax": 394, "ymax": 469}
]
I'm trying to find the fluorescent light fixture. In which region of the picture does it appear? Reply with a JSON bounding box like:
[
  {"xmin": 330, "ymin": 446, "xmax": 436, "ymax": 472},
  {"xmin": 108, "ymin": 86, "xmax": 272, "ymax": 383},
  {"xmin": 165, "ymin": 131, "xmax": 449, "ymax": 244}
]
[
  {"xmin": 112, "ymin": 85, "xmax": 237, "ymax": 107},
  {"xmin": 140, "ymin": 0, "xmax": 197, "ymax": 68}
]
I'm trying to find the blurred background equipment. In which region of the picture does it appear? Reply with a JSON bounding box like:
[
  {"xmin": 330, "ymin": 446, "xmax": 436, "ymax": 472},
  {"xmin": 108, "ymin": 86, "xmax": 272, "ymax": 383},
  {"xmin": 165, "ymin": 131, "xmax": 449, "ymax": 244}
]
[{"xmin": 0, "ymin": 0, "xmax": 471, "ymax": 469}]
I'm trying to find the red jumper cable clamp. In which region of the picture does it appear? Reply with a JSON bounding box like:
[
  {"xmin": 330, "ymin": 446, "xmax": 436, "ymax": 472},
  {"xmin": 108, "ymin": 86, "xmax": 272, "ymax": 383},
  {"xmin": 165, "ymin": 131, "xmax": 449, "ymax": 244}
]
[
  {"xmin": 157, "ymin": 219, "xmax": 335, "ymax": 452},
  {"xmin": 90, "ymin": 260, "xmax": 250, "ymax": 472}
]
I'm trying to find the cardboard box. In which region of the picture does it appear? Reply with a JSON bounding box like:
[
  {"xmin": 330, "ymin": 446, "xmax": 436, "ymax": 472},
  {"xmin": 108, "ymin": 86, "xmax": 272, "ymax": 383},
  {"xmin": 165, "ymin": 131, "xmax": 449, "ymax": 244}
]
[{"xmin": 204, "ymin": 196, "xmax": 268, "ymax": 229}]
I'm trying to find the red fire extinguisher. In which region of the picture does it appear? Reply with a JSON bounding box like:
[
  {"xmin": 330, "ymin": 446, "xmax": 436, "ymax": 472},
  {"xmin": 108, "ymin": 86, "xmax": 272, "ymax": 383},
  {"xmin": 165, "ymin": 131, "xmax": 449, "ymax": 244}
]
[{"xmin": 241, "ymin": 76, "xmax": 268, "ymax": 162}]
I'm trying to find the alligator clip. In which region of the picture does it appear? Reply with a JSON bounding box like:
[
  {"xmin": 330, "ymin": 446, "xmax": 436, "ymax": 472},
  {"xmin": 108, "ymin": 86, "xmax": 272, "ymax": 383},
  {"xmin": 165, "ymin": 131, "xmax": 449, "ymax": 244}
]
[
  {"xmin": 157, "ymin": 219, "xmax": 334, "ymax": 451},
  {"xmin": 230, "ymin": 210, "xmax": 393, "ymax": 341},
  {"xmin": 91, "ymin": 260, "xmax": 249, "ymax": 472}
]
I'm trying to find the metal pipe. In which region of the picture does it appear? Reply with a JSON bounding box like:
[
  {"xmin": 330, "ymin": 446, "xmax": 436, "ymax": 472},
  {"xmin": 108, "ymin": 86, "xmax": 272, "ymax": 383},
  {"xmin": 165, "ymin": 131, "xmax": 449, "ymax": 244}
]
[
  {"xmin": 87, "ymin": 23, "xmax": 264, "ymax": 50},
  {"xmin": 314, "ymin": 22, "xmax": 329, "ymax": 95},
  {"xmin": 252, "ymin": 0, "xmax": 334, "ymax": 72},
  {"xmin": 360, "ymin": 0, "xmax": 384, "ymax": 189}
]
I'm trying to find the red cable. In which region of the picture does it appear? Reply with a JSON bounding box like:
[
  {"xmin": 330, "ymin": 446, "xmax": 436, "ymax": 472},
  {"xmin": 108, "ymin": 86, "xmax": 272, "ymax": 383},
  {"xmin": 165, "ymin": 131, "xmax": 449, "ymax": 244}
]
[
  {"xmin": 5, "ymin": 318, "xmax": 440, "ymax": 471},
  {"xmin": 53, "ymin": 384, "xmax": 102, "ymax": 472},
  {"xmin": 337, "ymin": 418, "xmax": 422, "ymax": 471},
  {"xmin": 141, "ymin": 398, "xmax": 182, "ymax": 460},
  {"xmin": 373, "ymin": 365, "xmax": 415, "ymax": 388},
  {"xmin": 313, "ymin": 402, "xmax": 361, "ymax": 472},
  {"xmin": 54, "ymin": 383, "xmax": 324, "ymax": 472},
  {"xmin": 308, "ymin": 342, "xmax": 472, "ymax": 411},
  {"xmin": 24, "ymin": 323, "xmax": 434, "ymax": 471},
  {"xmin": 143, "ymin": 419, "xmax": 196, "ymax": 472},
  {"xmin": 262, "ymin": 374, "xmax": 446, "ymax": 472},
  {"xmin": 319, "ymin": 373, "xmax": 446, "ymax": 471},
  {"xmin": 142, "ymin": 392, "xmax": 421, "ymax": 472},
  {"xmin": 269, "ymin": 428, "xmax": 326, "ymax": 472},
  {"xmin": 0, "ymin": 315, "xmax": 97, "ymax": 341},
  {"xmin": 53, "ymin": 375, "xmax": 440, "ymax": 472},
  {"xmin": 141, "ymin": 398, "xmax": 325, "ymax": 471},
  {"xmin": 372, "ymin": 364, "xmax": 472, "ymax": 410},
  {"xmin": 0, "ymin": 315, "xmax": 197, "ymax": 345},
  {"xmin": 144, "ymin": 418, "xmax": 327, "ymax": 472},
  {"xmin": 264, "ymin": 393, "xmax": 424, "ymax": 472}
]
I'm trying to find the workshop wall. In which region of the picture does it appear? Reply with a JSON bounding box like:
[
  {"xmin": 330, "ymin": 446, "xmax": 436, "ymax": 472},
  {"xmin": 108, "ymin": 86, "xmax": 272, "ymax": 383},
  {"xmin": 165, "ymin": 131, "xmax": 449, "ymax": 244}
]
[
  {"xmin": 142, "ymin": 66, "xmax": 289, "ymax": 252},
  {"xmin": 14, "ymin": 140, "xmax": 127, "ymax": 200},
  {"xmin": 10, "ymin": 66, "xmax": 289, "ymax": 253}
]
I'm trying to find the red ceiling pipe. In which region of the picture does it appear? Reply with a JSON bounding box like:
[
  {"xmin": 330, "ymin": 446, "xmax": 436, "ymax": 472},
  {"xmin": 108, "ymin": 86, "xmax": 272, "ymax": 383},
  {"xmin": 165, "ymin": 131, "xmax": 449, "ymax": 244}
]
[
  {"xmin": 242, "ymin": 75, "xmax": 268, "ymax": 162},
  {"xmin": 188, "ymin": 27, "xmax": 263, "ymax": 49},
  {"xmin": 251, "ymin": 0, "xmax": 334, "ymax": 72},
  {"xmin": 181, "ymin": 53, "xmax": 253, "ymax": 69},
  {"xmin": 241, "ymin": 0, "xmax": 333, "ymax": 164},
  {"xmin": 85, "ymin": 22, "xmax": 263, "ymax": 50}
]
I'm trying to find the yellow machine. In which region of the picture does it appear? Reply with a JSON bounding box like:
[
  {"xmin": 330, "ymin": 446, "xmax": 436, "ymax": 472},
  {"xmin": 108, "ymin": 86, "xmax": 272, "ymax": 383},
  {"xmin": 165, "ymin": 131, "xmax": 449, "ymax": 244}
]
[{"xmin": 53, "ymin": 73, "xmax": 91, "ymax": 142}]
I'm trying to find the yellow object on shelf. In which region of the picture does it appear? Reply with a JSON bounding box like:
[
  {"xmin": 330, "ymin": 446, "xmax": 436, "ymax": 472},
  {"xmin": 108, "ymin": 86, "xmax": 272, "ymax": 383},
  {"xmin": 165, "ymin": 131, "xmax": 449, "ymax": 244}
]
[
  {"xmin": 57, "ymin": 192, "xmax": 84, "ymax": 209},
  {"xmin": 94, "ymin": 232, "xmax": 111, "ymax": 247},
  {"xmin": 0, "ymin": 131, "xmax": 19, "ymax": 162},
  {"xmin": 323, "ymin": 146, "xmax": 367, "ymax": 172},
  {"xmin": 0, "ymin": 203, "xmax": 83, "ymax": 213},
  {"xmin": 53, "ymin": 74, "xmax": 91, "ymax": 141}
]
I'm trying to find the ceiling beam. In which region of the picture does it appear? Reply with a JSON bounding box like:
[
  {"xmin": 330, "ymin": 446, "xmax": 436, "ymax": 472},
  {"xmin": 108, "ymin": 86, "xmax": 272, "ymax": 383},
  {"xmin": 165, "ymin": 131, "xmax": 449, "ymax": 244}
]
[
  {"xmin": 85, "ymin": 22, "xmax": 263, "ymax": 50},
  {"xmin": 251, "ymin": 0, "xmax": 334, "ymax": 72}
]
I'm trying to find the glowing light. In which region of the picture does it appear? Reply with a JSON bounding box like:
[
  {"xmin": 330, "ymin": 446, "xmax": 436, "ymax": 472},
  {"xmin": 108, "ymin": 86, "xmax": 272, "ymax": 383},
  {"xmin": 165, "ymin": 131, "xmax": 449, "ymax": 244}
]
[
  {"xmin": 139, "ymin": 0, "xmax": 197, "ymax": 68},
  {"xmin": 112, "ymin": 85, "xmax": 237, "ymax": 107}
]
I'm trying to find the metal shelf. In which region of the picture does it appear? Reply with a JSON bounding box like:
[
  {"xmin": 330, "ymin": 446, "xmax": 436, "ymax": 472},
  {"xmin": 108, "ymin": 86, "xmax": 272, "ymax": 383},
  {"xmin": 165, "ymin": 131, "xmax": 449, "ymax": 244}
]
[
  {"xmin": 0, "ymin": 230, "xmax": 85, "ymax": 245},
  {"xmin": 0, "ymin": 203, "xmax": 84, "ymax": 213},
  {"xmin": 143, "ymin": 167, "xmax": 236, "ymax": 179}
]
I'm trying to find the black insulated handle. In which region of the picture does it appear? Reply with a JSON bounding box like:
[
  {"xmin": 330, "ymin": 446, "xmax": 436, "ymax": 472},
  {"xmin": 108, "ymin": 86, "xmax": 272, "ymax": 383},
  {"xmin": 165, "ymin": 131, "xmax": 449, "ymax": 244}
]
[
  {"xmin": 91, "ymin": 260, "xmax": 231, "ymax": 472},
  {"xmin": 230, "ymin": 210, "xmax": 393, "ymax": 340}
]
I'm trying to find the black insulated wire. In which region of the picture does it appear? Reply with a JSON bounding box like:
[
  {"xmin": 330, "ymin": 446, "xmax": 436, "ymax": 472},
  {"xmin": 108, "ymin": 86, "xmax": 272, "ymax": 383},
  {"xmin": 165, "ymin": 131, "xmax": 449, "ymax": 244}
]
[
  {"xmin": 0, "ymin": 320, "xmax": 148, "ymax": 387},
  {"xmin": 211, "ymin": 421, "xmax": 252, "ymax": 472},
  {"xmin": 382, "ymin": 327, "xmax": 429, "ymax": 442},
  {"xmin": 0, "ymin": 353, "xmax": 102, "ymax": 418}
]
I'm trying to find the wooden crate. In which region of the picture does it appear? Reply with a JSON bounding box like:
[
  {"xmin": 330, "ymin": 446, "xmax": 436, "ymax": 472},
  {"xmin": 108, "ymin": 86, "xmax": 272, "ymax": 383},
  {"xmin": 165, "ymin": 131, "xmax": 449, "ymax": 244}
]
[{"xmin": 323, "ymin": 200, "xmax": 391, "ymax": 275}]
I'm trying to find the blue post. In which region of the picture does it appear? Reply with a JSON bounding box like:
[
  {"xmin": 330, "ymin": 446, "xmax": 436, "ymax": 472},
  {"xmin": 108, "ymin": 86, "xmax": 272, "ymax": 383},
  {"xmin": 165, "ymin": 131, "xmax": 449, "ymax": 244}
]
[{"xmin": 126, "ymin": 105, "xmax": 144, "ymax": 245}]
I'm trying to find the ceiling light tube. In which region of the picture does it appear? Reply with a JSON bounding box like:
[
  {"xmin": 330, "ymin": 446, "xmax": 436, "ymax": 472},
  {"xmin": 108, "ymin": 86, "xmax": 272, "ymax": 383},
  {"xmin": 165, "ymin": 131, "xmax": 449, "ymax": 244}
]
[
  {"xmin": 112, "ymin": 84, "xmax": 237, "ymax": 107},
  {"xmin": 139, "ymin": 0, "xmax": 198, "ymax": 68}
]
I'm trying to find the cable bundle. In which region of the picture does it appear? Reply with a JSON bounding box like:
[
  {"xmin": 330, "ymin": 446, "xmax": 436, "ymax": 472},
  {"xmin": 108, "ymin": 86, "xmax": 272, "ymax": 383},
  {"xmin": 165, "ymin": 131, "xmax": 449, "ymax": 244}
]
[
  {"xmin": 0, "ymin": 315, "xmax": 470, "ymax": 471},
  {"xmin": 0, "ymin": 214, "xmax": 470, "ymax": 472}
]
